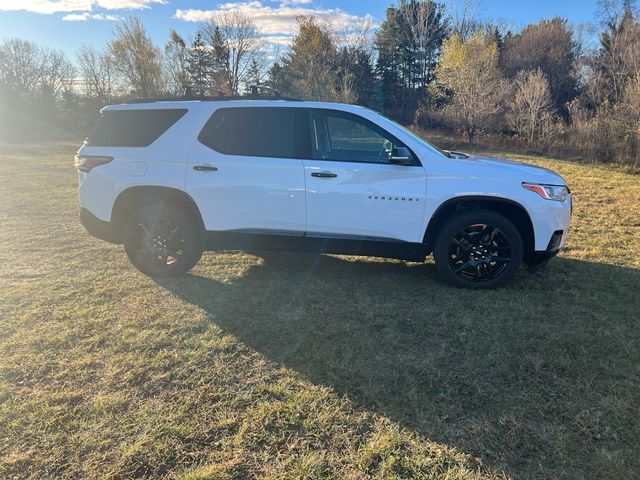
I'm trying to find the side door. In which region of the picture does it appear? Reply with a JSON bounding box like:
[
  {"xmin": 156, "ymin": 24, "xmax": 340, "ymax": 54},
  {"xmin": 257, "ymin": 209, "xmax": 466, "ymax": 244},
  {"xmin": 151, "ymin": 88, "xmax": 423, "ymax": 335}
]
[
  {"xmin": 186, "ymin": 107, "xmax": 307, "ymax": 234},
  {"xmin": 303, "ymin": 109, "xmax": 427, "ymax": 243}
]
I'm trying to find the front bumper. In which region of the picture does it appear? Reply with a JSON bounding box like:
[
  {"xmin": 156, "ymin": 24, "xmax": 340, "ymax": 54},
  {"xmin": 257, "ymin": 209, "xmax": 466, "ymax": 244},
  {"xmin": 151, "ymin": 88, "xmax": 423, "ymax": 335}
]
[
  {"xmin": 525, "ymin": 248, "xmax": 560, "ymax": 272},
  {"xmin": 80, "ymin": 207, "xmax": 121, "ymax": 244},
  {"xmin": 528, "ymin": 195, "xmax": 572, "ymax": 250},
  {"xmin": 524, "ymin": 196, "xmax": 571, "ymax": 271}
]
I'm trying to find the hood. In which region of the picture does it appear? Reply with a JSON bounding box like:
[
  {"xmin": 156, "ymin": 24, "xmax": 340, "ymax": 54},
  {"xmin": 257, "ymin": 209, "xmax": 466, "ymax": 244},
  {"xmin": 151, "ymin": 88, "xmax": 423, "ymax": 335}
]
[{"xmin": 449, "ymin": 153, "xmax": 566, "ymax": 185}]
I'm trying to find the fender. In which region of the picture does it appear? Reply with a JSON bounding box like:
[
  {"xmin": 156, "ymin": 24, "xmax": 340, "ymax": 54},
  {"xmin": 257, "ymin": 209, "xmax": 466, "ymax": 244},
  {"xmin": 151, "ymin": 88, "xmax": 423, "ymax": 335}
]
[
  {"xmin": 111, "ymin": 186, "xmax": 205, "ymax": 233},
  {"xmin": 423, "ymin": 195, "xmax": 535, "ymax": 254}
]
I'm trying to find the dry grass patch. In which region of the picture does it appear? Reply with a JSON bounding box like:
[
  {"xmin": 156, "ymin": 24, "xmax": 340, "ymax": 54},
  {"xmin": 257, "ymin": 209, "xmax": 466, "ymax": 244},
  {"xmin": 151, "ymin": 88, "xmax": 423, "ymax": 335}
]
[{"xmin": 0, "ymin": 142, "xmax": 639, "ymax": 479}]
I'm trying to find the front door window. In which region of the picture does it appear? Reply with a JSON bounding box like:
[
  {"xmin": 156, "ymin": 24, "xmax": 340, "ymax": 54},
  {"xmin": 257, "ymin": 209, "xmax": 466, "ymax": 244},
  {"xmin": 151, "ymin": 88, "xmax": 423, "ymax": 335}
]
[{"xmin": 309, "ymin": 110, "xmax": 414, "ymax": 164}]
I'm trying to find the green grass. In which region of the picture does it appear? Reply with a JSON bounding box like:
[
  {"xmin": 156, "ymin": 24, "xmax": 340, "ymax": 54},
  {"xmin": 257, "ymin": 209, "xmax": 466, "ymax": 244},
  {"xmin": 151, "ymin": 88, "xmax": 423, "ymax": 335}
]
[{"xmin": 0, "ymin": 142, "xmax": 639, "ymax": 479}]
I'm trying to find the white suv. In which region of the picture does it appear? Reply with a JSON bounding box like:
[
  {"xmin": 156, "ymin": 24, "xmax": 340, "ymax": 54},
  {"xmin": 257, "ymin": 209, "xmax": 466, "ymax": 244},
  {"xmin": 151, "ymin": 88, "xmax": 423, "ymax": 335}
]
[{"xmin": 76, "ymin": 97, "xmax": 572, "ymax": 288}]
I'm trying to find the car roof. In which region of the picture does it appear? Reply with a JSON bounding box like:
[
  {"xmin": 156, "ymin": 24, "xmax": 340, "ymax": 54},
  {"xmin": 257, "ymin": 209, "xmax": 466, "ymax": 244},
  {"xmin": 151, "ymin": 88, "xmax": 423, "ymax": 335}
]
[{"xmin": 102, "ymin": 99, "xmax": 370, "ymax": 115}]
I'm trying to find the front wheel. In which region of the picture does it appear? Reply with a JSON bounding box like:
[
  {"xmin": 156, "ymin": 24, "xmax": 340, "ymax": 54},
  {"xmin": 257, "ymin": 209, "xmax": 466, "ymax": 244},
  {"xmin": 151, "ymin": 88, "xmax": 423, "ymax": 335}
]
[
  {"xmin": 433, "ymin": 209, "xmax": 523, "ymax": 289},
  {"xmin": 122, "ymin": 204, "xmax": 203, "ymax": 277}
]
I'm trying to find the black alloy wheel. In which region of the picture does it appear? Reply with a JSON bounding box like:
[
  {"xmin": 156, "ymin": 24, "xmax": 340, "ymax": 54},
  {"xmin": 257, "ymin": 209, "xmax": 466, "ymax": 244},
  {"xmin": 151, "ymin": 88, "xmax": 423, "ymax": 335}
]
[
  {"xmin": 433, "ymin": 209, "xmax": 523, "ymax": 288},
  {"xmin": 132, "ymin": 216, "xmax": 186, "ymax": 271},
  {"xmin": 123, "ymin": 204, "xmax": 202, "ymax": 277},
  {"xmin": 447, "ymin": 223, "xmax": 512, "ymax": 282}
]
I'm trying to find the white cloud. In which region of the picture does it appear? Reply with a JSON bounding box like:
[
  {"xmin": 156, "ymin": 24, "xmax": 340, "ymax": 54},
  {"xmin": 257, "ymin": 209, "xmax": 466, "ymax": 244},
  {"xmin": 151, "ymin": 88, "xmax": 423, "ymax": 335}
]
[
  {"xmin": 96, "ymin": 0, "xmax": 165, "ymax": 8},
  {"xmin": 0, "ymin": 0, "xmax": 164, "ymax": 15},
  {"xmin": 175, "ymin": 1, "xmax": 374, "ymax": 37},
  {"xmin": 260, "ymin": 35, "xmax": 293, "ymax": 46},
  {"xmin": 0, "ymin": 0, "xmax": 91, "ymax": 14},
  {"xmin": 279, "ymin": 0, "xmax": 312, "ymax": 5},
  {"xmin": 62, "ymin": 11, "xmax": 118, "ymax": 20}
]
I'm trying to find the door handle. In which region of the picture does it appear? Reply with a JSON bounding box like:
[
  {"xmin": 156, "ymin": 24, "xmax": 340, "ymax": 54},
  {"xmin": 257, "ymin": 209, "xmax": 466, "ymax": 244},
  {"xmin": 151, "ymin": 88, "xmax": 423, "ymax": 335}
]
[
  {"xmin": 193, "ymin": 165, "xmax": 218, "ymax": 172},
  {"xmin": 311, "ymin": 172, "xmax": 337, "ymax": 178}
]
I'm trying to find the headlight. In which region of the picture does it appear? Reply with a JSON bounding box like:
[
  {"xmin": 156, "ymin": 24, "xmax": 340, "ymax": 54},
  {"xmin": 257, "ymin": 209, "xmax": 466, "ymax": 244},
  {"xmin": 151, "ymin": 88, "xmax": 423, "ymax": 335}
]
[{"xmin": 522, "ymin": 183, "xmax": 570, "ymax": 202}]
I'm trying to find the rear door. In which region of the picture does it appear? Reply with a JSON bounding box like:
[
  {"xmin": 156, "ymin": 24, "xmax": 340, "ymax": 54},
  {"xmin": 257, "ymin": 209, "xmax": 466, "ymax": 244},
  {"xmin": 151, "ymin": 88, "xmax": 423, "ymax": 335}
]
[
  {"xmin": 187, "ymin": 107, "xmax": 307, "ymax": 234},
  {"xmin": 303, "ymin": 109, "xmax": 427, "ymax": 243}
]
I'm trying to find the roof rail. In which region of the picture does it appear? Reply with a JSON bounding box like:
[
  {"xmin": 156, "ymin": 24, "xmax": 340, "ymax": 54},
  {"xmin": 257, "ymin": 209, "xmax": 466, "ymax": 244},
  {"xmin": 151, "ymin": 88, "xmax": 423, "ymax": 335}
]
[
  {"xmin": 182, "ymin": 85, "xmax": 228, "ymax": 99},
  {"xmin": 113, "ymin": 85, "xmax": 303, "ymax": 105},
  {"xmin": 249, "ymin": 85, "xmax": 279, "ymax": 96}
]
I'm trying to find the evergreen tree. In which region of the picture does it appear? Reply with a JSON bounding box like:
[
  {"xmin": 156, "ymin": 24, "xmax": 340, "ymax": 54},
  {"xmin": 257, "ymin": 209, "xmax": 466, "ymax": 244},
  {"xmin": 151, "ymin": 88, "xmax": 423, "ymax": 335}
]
[
  {"xmin": 335, "ymin": 47, "xmax": 379, "ymax": 108},
  {"xmin": 208, "ymin": 25, "xmax": 231, "ymax": 93},
  {"xmin": 185, "ymin": 31, "xmax": 215, "ymax": 90},
  {"xmin": 244, "ymin": 57, "xmax": 263, "ymax": 92},
  {"xmin": 266, "ymin": 61, "xmax": 289, "ymax": 94},
  {"xmin": 375, "ymin": 0, "xmax": 448, "ymax": 121},
  {"xmin": 268, "ymin": 17, "xmax": 338, "ymax": 101}
]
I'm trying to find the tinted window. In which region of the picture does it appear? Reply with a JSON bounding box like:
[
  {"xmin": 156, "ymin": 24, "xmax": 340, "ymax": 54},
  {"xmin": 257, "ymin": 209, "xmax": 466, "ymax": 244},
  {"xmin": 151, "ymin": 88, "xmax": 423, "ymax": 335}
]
[
  {"xmin": 199, "ymin": 107, "xmax": 297, "ymax": 158},
  {"xmin": 87, "ymin": 109, "xmax": 187, "ymax": 147},
  {"xmin": 309, "ymin": 110, "xmax": 410, "ymax": 164}
]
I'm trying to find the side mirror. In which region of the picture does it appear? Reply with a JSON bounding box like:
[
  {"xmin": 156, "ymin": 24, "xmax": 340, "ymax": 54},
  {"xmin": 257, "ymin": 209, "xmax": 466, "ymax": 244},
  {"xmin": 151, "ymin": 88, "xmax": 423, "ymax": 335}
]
[{"xmin": 389, "ymin": 146, "xmax": 413, "ymax": 165}]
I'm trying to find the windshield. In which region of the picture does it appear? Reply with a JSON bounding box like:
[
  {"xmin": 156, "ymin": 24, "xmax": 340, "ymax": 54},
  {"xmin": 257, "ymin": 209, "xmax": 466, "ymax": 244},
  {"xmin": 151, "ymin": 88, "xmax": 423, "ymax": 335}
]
[{"xmin": 371, "ymin": 110, "xmax": 449, "ymax": 158}]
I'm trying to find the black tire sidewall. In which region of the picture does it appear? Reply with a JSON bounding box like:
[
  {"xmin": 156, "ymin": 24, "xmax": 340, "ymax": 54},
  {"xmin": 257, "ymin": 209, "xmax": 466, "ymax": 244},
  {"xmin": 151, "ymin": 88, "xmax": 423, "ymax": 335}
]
[
  {"xmin": 122, "ymin": 204, "xmax": 203, "ymax": 277},
  {"xmin": 433, "ymin": 209, "xmax": 524, "ymax": 289}
]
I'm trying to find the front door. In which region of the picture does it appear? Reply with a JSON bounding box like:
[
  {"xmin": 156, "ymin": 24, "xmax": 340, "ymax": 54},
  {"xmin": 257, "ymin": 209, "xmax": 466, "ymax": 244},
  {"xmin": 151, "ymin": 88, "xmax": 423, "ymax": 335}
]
[
  {"xmin": 303, "ymin": 109, "xmax": 427, "ymax": 243},
  {"xmin": 187, "ymin": 107, "xmax": 307, "ymax": 234}
]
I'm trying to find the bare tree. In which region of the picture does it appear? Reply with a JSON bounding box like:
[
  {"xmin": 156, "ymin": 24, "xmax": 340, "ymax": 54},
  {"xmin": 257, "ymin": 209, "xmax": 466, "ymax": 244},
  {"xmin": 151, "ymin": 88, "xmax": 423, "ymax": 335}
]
[
  {"xmin": 333, "ymin": 17, "xmax": 374, "ymax": 104},
  {"xmin": 39, "ymin": 49, "xmax": 76, "ymax": 100},
  {"xmin": 446, "ymin": 0, "xmax": 484, "ymax": 39},
  {"xmin": 201, "ymin": 11, "xmax": 263, "ymax": 95},
  {"xmin": 0, "ymin": 38, "xmax": 46, "ymax": 93},
  {"xmin": 334, "ymin": 63, "xmax": 358, "ymax": 104},
  {"xmin": 436, "ymin": 32, "xmax": 508, "ymax": 138},
  {"xmin": 599, "ymin": 0, "xmax": 636, "ymax": 27},
  {"xmin": 501, "ymin": 18, "xmax": 579, "ymax": 112},
  {"xmin": 334, "ymin": 15, "xmax": 375, "ymax": 55},
  {"xmin": 77, "ymin": 44, "xmax": 117, "ymax": 102},
  {"xmin": 594, "ymin": 6, "xmax": 640, "ymax": 103},
  {"xmin": 508, "ymin": 68, "xmax": 553, "ymax": 144},
  {"xmin": 0, "ymin": 38, "xmax": 75, "ymax": 102},
  {"xmin": 164, "ymin": 30, "xmax": 189, "ymax": 95},
  {"xmin": 108, "ymin": 17, "xmax": 164, "ymax": 97}
]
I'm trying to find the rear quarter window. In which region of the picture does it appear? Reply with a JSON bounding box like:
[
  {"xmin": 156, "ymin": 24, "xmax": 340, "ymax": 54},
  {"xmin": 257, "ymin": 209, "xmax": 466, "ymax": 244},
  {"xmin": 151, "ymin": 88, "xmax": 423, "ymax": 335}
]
[
  {"xmin": 198, "ymin": 107, "xmax": 299, "ymax": 158},
  {"xmin": 86, "ymin": 109, "xmax": 188, "ymax": 147}
]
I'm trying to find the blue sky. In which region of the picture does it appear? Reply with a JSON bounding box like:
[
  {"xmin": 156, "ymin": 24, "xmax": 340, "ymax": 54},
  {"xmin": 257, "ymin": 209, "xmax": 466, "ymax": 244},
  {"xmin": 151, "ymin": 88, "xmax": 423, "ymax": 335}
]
[{"xmin": 0, "ymin": 0, "xmax": 604, "ymax": 58}]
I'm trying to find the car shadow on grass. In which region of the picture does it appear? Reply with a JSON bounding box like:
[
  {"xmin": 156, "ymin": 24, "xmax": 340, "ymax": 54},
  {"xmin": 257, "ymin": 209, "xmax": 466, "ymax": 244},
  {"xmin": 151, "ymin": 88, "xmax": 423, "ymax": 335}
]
[{"xmin": 156, "ymin": 253, "xmax": 640, "ymax": 479}]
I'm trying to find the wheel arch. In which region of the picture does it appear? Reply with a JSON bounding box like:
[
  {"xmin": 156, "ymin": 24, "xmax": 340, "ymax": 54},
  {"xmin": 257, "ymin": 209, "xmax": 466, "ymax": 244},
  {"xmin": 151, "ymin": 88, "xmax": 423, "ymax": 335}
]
[
  {"xmin": 423, "ymin": 196, "xmax": 535, "ymax": 258},
  {"xmin": 110, "ymin": 186, "xmax": 205, "ymax": 242}
]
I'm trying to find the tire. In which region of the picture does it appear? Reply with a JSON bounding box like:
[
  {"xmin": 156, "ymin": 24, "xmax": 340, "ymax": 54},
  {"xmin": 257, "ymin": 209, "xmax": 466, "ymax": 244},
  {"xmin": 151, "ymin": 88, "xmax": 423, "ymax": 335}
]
[
  {"xmin": 122, "ymin": 203, "xmax": 203, "ymax": 277},
  {"xmin": 433, "ymin": 209, "xmax": 523, "ymax": 289}
]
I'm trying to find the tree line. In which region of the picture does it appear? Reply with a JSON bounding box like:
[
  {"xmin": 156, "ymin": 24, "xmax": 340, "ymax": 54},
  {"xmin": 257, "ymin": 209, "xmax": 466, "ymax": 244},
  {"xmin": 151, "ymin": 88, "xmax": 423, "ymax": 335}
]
[{"xmin": 1, "ymin": 0, "xmax": 639, "ymax": 167}]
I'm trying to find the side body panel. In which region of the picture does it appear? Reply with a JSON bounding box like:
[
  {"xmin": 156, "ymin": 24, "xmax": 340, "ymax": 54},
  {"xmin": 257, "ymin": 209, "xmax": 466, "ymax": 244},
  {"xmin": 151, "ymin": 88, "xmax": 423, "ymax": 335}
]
[
  {"xmin": 77, "ymin": 102, "xmax": 208, "ymax": 222},
  {"xmin": 186, "ymin": 141, "xmax": 307, "ymax": 233},
  {"xmin": 303, "ymin": 161, "xmax": 427, "ymax": 242}
]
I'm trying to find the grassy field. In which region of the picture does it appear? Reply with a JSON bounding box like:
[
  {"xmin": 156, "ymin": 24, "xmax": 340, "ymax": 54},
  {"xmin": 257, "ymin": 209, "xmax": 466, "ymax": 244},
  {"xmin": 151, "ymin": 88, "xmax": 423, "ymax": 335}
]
[{"xmin": 0, "ymin": 142, "xmax": 639, "ymax": 479}]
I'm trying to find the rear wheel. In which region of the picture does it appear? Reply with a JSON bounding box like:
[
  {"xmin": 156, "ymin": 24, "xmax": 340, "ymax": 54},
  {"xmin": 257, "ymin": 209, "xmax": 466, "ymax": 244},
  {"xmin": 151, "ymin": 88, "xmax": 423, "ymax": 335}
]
[
  {"xmin": 433, "ymin": 209, "xmax": 523, "ymax": 288},
  {"xmin": 122, "ymin": 204, "xmax": 203, "ymax": 277}
]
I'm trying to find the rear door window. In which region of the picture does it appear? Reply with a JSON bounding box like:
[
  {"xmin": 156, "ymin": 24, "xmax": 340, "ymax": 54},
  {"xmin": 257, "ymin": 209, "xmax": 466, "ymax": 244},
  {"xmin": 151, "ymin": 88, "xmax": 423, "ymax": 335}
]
[
  {"xmin": 86, "ymin": 109, "xmax": 187, "ymax": 147},
  {"xmin": 198, "ymin": 107, "xmax": 305, "ymax": 159}
]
